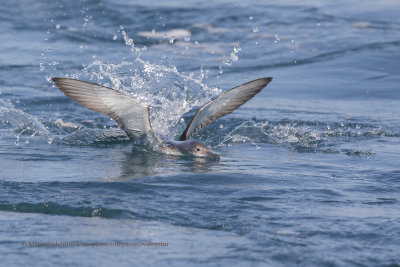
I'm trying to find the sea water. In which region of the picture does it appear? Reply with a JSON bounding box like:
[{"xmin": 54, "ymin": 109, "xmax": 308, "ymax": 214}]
[{"xmin": 0, "ymin": 0, "xmax": 399, "ymax": 265}]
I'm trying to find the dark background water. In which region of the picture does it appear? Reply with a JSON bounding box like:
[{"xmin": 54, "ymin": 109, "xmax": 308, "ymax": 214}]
[{"xmin": 1, "ymin": 0, "xmax": 399, "ymax": 266}]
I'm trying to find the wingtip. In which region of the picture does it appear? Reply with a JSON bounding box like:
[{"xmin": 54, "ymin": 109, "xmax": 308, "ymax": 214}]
[
  {"xmin": 52, "ymin": 77, "xmax": 62, "ymax": 83},
  {"xmin": 52, "ymin": 77, "xmax": 75, "ymax": 83},
  {"xmin": 250, "ymin": 77, "xmax": 272, "ymax": 88},
  {"xmin": 259, "ymin": 77, "xmax": 273, "ymax": 88}
]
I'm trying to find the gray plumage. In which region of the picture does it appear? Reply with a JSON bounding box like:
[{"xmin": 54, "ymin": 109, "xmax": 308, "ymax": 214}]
[
  {"xmin": 52, "ymin": 77, "xmax": 272, "ymax": 159},
  {"xmin": 179, "ymin": 77, "xmax": 272, "ymax": 141},
  {"xmin": 52, "ymin": 78, "xmax": 160, "ymax": 145}
]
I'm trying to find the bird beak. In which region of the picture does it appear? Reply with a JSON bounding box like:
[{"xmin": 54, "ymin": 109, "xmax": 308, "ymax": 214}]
[{"xmin": 207, "ymin": 152, "xmax": 220, "ymax": 161}]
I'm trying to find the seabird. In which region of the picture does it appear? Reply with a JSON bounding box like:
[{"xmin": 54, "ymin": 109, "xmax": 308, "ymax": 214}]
[{"xmin": 52, "ymin": 77, "xmax": 272, "ymax": 160}]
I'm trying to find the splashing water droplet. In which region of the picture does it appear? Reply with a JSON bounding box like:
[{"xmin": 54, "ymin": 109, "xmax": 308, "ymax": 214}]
[
  {"xmin": 122, "ymin": 30, "xmax": 134, "ymax": 46},
  {"xmin": 222, "ymin": 43, "xmax": 241, "ymax": 66},
  {"xmin": 71, "ymin": 57, "xmax": 220, "ymax": 137},
  {"xmin": 274, "ymin": 33, "xmax": 280, "ymax": 43}
]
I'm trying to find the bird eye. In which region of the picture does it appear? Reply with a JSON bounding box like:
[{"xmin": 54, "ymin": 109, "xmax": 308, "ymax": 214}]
[{"xmin": 196, "ymin": 147, "xmax": 201, "ymax": 151}]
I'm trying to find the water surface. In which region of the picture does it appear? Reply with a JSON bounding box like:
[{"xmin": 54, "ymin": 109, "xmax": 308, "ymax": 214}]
[{"xmin": 1, "ymin": 0, "xmax": 400, "ymax": 265}]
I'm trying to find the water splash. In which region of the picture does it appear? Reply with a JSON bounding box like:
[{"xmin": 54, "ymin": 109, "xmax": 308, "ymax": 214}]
[
  {"xmin": 0, "ymin": 99, "xmax": 132, "ymax": 146},
  {"xmin": 5, "ymin": 27, "xmax": 224, "ymax": 145},
  {"xmin": 66, "ymin": 29, "xmax": 221, "ymax": 137},
  {"xmin": 222, "ymin": 42, "xmax": 241, "ymax": 67},
  {"xmin": 216, "ymin": 118, "xmax": 396, "ymax": 155},
  {"xmin": 0, "ymin": 99, "xmax": 53, "ymax": 145},
  {"xmin": 1, "ymin": 94, "xmax": 396, "ymax": 155},
  {"xmin": 220, "ymin": 120, "xmax": 309, "ymax": 147}
]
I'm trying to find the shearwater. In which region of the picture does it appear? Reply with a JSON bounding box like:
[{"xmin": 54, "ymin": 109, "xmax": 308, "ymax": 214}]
[{"xmin": 52, "ymin": 77, "xmax": 272, "ymax": 160}]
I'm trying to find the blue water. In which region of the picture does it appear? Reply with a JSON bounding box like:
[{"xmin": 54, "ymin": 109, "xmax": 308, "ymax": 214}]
[{"xmin": 1, "ymin": 0, "xmax": 400, "ymax": 265}]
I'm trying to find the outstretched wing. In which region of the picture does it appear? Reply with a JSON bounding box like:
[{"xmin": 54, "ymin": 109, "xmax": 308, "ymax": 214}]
[
  {"xmin": 52, "ymin": 78, "xmax": 159, "ymax": 143},
  {"xmin": 179, "ymin": 77, "xmax": 272, "ymax": 141}
]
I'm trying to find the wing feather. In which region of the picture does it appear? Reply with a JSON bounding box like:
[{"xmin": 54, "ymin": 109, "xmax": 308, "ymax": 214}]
[
  {"xmin": 52, "ymin": 78, "xmax": 159, "ymax": 143},
  {"xmin": 179, "ymin": 77, "xmax": 272, "ymax": 141}
]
